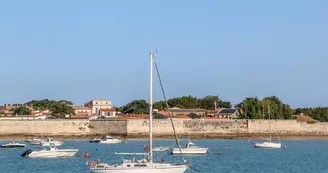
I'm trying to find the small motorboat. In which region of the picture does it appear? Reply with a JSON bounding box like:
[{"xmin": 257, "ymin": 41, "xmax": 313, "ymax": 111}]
[
  {"xmin": 89, "ymin": 138, "xmax": 101, "ymax": 143},
  {"xmin": 1, "ymin": 141, "xmax": 26, "ymax": 148},
  {"xmin": 21, "ymin": 143, "xmax": 78, "ymax": 158},
  {"xmin": 254, "ymin": 142, "xmax": 281, "ymax": 148},
  {"xmin": 30, "ymin": 139, "xmax": 44, "ymax": 145},
  {"xmin": 153, "ymin": 146, "xmax": 172, "ymax": 152},
  {"xmin": 99, "ymin": 136, "xmax": 122, "ymax": 144},
  {"xmin": 171, "ymin": 140, "xmax": 208, "ymax": 155},
  {"xmin": 41, "ymin": 138, "xmax": 63, "ymax": 146}
]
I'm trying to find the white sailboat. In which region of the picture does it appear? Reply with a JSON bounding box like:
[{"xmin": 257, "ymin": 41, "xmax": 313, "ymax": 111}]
[
  {"xmin": 21, "ymin": 143, "xmax": 78, "ymax": 158},
  {"xmin": 89, "ymin": 51, "xmax": 189, "ymax": 173},
  {"xmin": 254, "ymin": 106, "xmax": 281, "ymax": 149}
]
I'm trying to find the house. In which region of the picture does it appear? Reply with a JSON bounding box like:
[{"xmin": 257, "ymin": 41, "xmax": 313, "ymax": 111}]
[
  {"xmin": 206, "ymin": 108, "xmax": 223, "ymax": 116},
  {"xmin": 156, "ymin": 108, "xmax": 206, "ymax": 118},
  {"xmin": 72, "ymin": 106, "xmax": 92, "ymax": 115},
  {"xmin": 217, "ymin": 108, "xmax": 238, "ymax": 119},
  {"xmin": 85, "ymin": 100, "xmax": 112, "ymax": 115},
  {"xmin": 167, "ymin": 108, "xmax": 206, "ymax": 116},
  {"xmin": 100, "ymin": 108, "xmax": 116, "ymax": 117}
]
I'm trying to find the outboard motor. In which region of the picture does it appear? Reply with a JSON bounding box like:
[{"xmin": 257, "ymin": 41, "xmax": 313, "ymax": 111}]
[{"xmin": 21, "ymin": 149, "xmax": 32, "ymax": 157}]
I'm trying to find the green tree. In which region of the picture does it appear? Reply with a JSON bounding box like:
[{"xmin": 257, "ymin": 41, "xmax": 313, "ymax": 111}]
[
  {"xmin": 235, "ymin": 97, "xmax": 262, "ymax": 119},
  {"xmin": 13, "ymin": 107, "xmax": 31, "ymax": 115},
  {"xmin": 220, "ymin": 101, "xmax": 232, "ymax": 108},
  {"xmin": 153, "ymin": 101, "xmax": 166, "ymax": 110},
  {"xmin": 168, "ymin": 95, "xmax": 198, "ymax": 109},
  {"xmin": 122, "ymin": 99, "xmax": 149, "ymax": 114},
  {"xmin": 198, "ymin": 95, "xmax": 220, "ymax": 110},
  {"xmin": 49, "ymin": 102, "xmax": 75, "ymax": 118}
]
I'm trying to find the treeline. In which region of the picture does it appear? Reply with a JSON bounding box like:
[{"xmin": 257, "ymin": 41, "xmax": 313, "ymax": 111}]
[
  {"xmin": 235, "ymin": 96, "xmax": 294, "ymax": 120},
  {"xmin": 294, "ymin": 107, "xmax": 328, "ymax": 122},
  {"xmin": 118, "ymin": 95, "xmax": 231, "ymax": 114},
  {"xmin": 11, "ymin": 99, "xmax": 75, "ymax": 118}
]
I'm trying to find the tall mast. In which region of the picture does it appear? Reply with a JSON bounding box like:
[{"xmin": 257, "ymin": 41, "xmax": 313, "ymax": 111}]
[
  {"xmin": 149, "ymin": 51, "xmax": 153, "ymax": 163},
  {"xmin": 268, "ymin": 105, "xmax": 272, "ymax": 142}
]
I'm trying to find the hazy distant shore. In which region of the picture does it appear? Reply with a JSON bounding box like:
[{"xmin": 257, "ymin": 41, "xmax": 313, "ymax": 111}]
[{"xmin": 1, "ymin": 133, "xmax": 328, "ymax": 140}]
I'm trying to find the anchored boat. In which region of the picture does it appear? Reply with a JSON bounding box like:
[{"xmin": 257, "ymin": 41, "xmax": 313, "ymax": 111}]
[{"xmin": 1, "ymin": 142, "xmax": 26, "ymax": 148}]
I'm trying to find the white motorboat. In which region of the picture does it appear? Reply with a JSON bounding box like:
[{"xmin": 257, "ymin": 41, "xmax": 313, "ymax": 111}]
[
  {"xmin": 41, "ymin": 138, "xmax": 63, "ymax": 146},
  {"xmin": 153, "ymin": 146, "xmax": 172, "ymax": 152},
  {"xmin": 254, "ymin": 105, "xmax": 282, "ymax": 149},
  {"xmin": 21, "ymin": 144, "xmax": 78, "ymax": 158},
  {"xmin": 99, "ymin": 136, "xmax": 122, "ymax": 144},
  {"xmin": 89, "ymin": 51, "xmax": 188, "ymax": 173},
  {"xmin": 30, "ymin": 138, "xmax": 44, "ymax": 145},
  {"xmin": 254, "ymin": 142, "xmax": 281, "ymax": 148},
  {"xmin": 1, "ymin": 141, "xmax": 26, "ymax": 148},
  {"xmin": 90, "ymin": 138, "xmax": 101, "ymax": 143},
  {"xmin": 171, "ymin": 141, "xmax": 208, "ymax": 155}
]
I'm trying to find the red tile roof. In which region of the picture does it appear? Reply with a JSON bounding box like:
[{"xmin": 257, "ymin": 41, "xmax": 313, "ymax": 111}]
[
  {"xmin": 72, "ymin": 107, "xmax": 91, "ymax": 111},
  {"xmin": 101, "ymin": 108, "xmax": 116, "ymax": 112}
]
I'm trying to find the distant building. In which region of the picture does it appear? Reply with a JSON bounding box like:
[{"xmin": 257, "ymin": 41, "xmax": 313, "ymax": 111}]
[
  {"xmin": 100, "ymin": 108, "xmax": 117, "ymax": 117},
  {"xmin": 85, "ymin": 100, "xmax": 112, "ymax": 115},
  {"xmin": 72, "ymin": 106, "xmax": 92, "ymax": 115},
  {"xmin": 168, "ymin": 108, "xmax": 206, "ymax": 116},
  {"xmin": 217, "ymin": 109, "xmax": 238, "ymax": 119},
  {"xmin": 157, "ymin": 108, "xmax": 206, "ymax": 117},
  {"xmin": 206, "ymin": 109, "xmax": 223, "ymax": 116}
]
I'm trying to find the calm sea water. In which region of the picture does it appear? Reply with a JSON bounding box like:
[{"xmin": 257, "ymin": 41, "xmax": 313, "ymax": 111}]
[{"xmin": 0, "ymin": 139, "xmax": 328, "ymax": 173}]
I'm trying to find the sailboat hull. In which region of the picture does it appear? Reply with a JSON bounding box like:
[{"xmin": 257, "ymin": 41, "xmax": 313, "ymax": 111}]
[
  {"xmin": 254, "ymin": 142, "xmax": 281, "ymax": 148},
  {"xmin": 171, "ymin": 148, "xmax": 208, "ymax": 154},
  {"xmin": 90, "ymin": 164, "xmax": 188, "ymax": 173}
]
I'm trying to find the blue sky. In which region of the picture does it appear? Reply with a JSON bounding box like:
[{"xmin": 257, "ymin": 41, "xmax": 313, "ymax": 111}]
[{"xmin": 0, "ymin": 0, "xmax": 327, "ymax": 108}]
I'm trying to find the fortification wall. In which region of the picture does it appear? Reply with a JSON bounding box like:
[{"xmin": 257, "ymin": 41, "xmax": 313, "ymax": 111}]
[
  {"xmin": 1, "ymin": 119, "xmax": 328, "ymax": 138},
  {"xmin": 0, "ymin": 120, "xmax": 90, "ymax": 136},
  {"xmin": 90, "ymin": 119, "xmax": 127, "ymax": 135}
]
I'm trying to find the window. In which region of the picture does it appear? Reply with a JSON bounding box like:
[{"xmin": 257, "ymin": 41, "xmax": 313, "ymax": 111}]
[
  {"xmin": 106, "ymin": 102, "xmax": 108, "ymax": 104},
  {"xmin": 96, "ymin": 102, "xmax": 98, "ymax": 104}
]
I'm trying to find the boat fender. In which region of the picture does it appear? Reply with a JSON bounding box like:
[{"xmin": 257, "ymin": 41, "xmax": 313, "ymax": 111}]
[
  {"xmin": 161, "ymin": 157, "xmax": 165, "ymax": 162},
  {"xmin": 21, "ymin": 149, "xmax": 32, "ymax": 157}
]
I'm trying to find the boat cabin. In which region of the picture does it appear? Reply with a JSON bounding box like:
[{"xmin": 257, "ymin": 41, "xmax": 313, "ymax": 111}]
[{"xmin": 186, "ymin": 141, "xmax": 197, "ymax": 149}]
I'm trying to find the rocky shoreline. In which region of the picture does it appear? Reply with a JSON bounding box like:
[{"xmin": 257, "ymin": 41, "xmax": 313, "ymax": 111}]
[{"xmin": 1, "ymin": 133, "xmax": 328, "ymax": 140}]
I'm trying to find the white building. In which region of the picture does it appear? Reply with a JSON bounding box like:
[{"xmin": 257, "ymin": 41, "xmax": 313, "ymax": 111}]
[
  {"xmin": 72, "ymin": 106, "xmax": 92, "ymax": 115},
  {"xmin": 100, "ymin": 108, "xmax": 117, "ymax": 117},
  {"xmin": 85, "ymin": 100, "xmax": 112, "ymax": 115}
]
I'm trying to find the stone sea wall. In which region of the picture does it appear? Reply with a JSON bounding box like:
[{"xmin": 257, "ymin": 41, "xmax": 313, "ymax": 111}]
[{"xmin": 1, "ymin": 119, "xmax": 328, "ymax": 138}]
